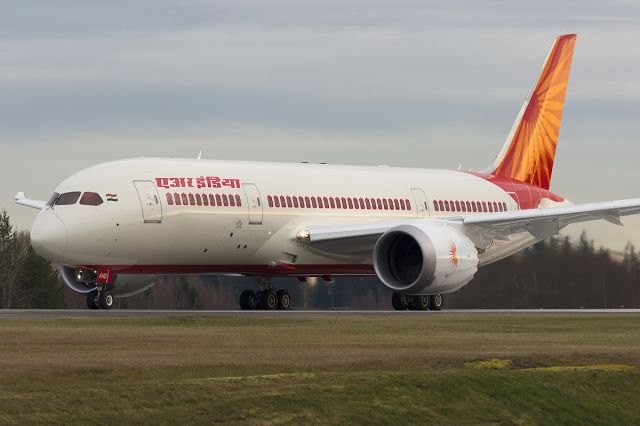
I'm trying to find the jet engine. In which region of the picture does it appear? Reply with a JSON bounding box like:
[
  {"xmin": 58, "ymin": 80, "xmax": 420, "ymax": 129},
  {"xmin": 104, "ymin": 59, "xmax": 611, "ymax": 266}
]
[{"xmin": 373, "ymin": 222, "xmax": 478, "ymax": 295}]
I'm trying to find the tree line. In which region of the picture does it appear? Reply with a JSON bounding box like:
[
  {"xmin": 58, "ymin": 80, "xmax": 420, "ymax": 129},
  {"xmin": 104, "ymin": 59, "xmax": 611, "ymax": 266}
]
[
  {"xmin": 0, "ymin": 210, "xmax": 64, "ymax": 308},
  {"xmin": 2, "ymin": 209, "xmax": 639, "ymax": 309}
]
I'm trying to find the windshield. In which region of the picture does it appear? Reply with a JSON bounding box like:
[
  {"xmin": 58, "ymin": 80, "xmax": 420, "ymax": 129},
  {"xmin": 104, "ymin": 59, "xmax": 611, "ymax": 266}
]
[
  {"xmin": 55, "ymin": 192, "xmax": 81, "ymax": 205},
  {"xmin": 46, "ymin": 192, "xmax": 60, "ymax": 207}
]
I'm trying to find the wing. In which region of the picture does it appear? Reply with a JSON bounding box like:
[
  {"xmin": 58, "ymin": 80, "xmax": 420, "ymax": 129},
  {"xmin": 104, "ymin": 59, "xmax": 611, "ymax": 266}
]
[
  {"xmin": 461, "ymin": 198, "xmax": 640, "ymax": 246},
  {"xmin": 299, "ymin": 198, "xmax": 640, "ymax": 254},
  {"xmin": 14, "ymin": 192, "xmax": 46, "ymax": 210}
]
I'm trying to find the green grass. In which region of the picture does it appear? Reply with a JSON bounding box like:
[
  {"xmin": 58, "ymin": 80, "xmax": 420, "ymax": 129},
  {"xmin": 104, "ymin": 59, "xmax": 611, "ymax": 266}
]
[{"xmin": 1, "ymin": 314, "xmax": 640, "ymax": 424}]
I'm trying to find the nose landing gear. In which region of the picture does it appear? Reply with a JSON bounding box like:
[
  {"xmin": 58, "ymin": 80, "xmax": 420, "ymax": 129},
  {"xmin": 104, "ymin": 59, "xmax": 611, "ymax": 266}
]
[
  {"xmin": 86, "ymin": 286, "xmax": 115, "ymax": 310},
  {"xmin": 239, "ymin": 280, "xmax": 291, "ymax": 310}
]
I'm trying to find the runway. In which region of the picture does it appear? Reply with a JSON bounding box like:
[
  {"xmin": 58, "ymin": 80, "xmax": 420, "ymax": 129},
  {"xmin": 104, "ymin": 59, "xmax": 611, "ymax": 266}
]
[{"xmin": 1, "ymin": 309, "xmax": 640, "ymax": 318}]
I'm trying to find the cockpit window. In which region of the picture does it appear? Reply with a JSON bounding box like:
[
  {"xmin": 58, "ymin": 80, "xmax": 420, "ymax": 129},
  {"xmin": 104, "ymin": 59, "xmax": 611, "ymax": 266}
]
[
  {"xmin": 55, "ymin": 192, "xmax": 81, "ymax": 205},
  {"xmin": 79, "ymin": 192, "xmax": 104, "ymax": 206},
  {"xmin": 46, "ymin": 192, "xmax": 60, "ymax": 207}
]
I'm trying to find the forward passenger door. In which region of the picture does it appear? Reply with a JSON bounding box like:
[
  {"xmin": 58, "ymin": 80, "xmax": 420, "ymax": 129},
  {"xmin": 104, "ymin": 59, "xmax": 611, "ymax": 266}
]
[{"xmin": 133, "ymin": 180, "xmax": 163, "ymax": 223}]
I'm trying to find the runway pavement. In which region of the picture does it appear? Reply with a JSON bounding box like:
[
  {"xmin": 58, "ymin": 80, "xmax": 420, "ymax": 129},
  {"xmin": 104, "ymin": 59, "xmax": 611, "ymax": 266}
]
[{"xmin": 1, "ymin": 309, "xmax": 639, "ymax": 318}]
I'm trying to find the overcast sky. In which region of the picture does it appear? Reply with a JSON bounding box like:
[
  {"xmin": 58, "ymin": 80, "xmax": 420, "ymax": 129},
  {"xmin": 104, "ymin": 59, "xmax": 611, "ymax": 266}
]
[{"xmin": 2, "ymin": 1, "xmax": 640, "ymax": 251}]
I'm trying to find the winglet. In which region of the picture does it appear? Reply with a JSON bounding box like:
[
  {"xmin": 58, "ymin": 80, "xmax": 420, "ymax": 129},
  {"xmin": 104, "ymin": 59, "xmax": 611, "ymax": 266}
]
[
  {"xmin": 15, "ymin": 192, "xmax": 46, "ymax": 210},
  {"xmin": 487, "ymin": 34, "xmax": 577, "ymax": 190}
]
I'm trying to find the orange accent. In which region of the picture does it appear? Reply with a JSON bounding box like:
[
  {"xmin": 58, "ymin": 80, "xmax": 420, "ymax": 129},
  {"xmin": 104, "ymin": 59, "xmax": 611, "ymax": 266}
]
[
  {"xmin": 491, "ymin": 34, "xmax": 576, "ymax": 190},
  {"xmin": 449, "ymin": 242, "xmax": 458, "ymax": 269}
]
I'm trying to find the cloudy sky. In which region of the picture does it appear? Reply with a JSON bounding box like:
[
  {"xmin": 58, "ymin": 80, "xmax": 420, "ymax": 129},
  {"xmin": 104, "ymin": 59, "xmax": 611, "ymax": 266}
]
[{"xmin": 2, "ymin": 1, "xmax": 640, "ymax": 251}]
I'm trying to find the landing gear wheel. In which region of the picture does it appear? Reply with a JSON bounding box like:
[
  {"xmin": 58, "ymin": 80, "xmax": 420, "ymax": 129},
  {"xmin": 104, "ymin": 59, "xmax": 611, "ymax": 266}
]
[
  {"xmin": 86, "ymin": 291, "xmax": 100, "ymax": 310},
  {"xmin": 391, "ymin": 292, "xmax": 409, "ymax": 310},
  {"xmin": 240, "ymin": 290, "xmax": 257, "ymax": 310},
  {"xmin": 260, "ymin": 289, "xmax": 278, "ymax": 310},
  {"xmin": 98, "ymin": 291, "xmax": 114, "ymax": 310},
  {"xmin": 276, "ymin": 289, "xmax": 291, "ymax": 310},
  {"xmin": 411, "ymin": 295, "xmax": 430, "ymax": 311},
  {"xmin": 430, "ymin": 294, "xmax": 444, "ymax": 311}
]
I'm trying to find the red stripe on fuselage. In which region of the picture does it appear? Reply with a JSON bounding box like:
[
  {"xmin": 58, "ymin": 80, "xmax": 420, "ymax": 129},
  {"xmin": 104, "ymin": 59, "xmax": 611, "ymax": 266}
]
[
  {"xmin": 79, "ymin": 264, "xmax": 376, "ymax": 276},
  {"xmin": 468, "ymin": 172, "xmax": 564, "ymax": 210}
]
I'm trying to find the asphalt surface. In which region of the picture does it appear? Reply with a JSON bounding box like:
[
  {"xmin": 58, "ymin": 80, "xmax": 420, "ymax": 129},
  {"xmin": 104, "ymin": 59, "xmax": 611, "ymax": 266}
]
[{"xmin": 0, "ymin": 309, "xmax": 639, "ymax": 318}]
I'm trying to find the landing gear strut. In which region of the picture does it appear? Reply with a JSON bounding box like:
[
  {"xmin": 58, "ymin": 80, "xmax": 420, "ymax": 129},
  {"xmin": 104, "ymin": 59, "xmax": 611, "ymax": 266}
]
[
  {"xmin": 239, "ymin": 280, "xmax": 291, "ymax": 311},
  {"xmin": 86, "ymin": 290, "xmax": 100, "ymax": 310},
  {"xmin": 86, "ymin": 286, "xmax": 114, "ymax": 310},
  {"xmin": 392, "ymin": 291, "xmax": 444, "ymax": 311}
]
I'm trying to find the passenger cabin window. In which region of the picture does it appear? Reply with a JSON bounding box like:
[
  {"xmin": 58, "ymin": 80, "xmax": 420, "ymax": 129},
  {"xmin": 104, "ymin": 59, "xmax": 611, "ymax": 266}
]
[
  {"xmin": 55, "ymin": 192, "xmax": 81, "ymax": 205},
  {"xmin": 79, "ymin": 192, "xmax": 104, "ymax": 206}
]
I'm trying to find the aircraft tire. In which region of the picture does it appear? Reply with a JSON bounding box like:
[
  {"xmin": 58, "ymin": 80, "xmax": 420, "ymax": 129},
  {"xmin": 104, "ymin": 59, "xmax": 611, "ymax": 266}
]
[
  {"xmin": 430, "ymin": 294, "xmax": 444, "ymax": 311},
  {"xmin": 86, "ymin": 291, "xmax": 100, "ymax": 310},
  {"xmin": 276, "ymin": 289, "xmax": 291, "ymax": 310},
  {"xmin": 98, "ymin": 291, "xmax": 114, "ymax": 310},
  {"xmin": 260, "ymin": 289, "xmax": 278, "ymax": 310},
  {"xmin": 412, "ymin": 295, "xmax": 430, "ymax": 311},
  {"xmin": 391, "ymin": 292, "xmax": 409, "ymax": 310},
  {"xmin": 240, "ymin": 290, "xmax": 257, "ymax": 310}
]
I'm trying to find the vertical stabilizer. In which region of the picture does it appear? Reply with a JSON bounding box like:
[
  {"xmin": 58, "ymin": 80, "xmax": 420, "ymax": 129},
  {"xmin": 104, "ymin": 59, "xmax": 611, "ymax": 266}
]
[{"xmin": 488, "ymin": 34, "xmax": 576, "ymax": 190}]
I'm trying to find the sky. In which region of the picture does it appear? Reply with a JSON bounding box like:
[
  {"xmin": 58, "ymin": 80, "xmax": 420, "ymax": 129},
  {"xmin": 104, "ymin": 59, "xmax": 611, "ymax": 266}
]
[{"xmin": 1, "ymin": 0, "xmax": 640, "ymax": 251}]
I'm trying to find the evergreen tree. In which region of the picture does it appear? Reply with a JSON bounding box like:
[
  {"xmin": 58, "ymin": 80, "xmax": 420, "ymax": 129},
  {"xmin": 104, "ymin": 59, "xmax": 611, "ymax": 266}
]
[
  {"xmin": 17, "ymin": 245, "xmax": 65, "ymax": 308},
  {"xmin": 0, "ymin": 210, "xmax": 23, "ymax": 308}
]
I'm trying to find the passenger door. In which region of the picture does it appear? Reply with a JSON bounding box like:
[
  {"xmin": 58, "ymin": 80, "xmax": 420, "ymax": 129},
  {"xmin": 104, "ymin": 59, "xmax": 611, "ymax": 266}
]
[
  {"xmin": 242, "ymin": 183, "xmax": 263, "ymax": 225},
  {"xmin": 133, "ymin": 180, "xmax": 162, "ymax": 223},
  {"xmin": 411, "ymin": 188, "xmax": 430, "ymax": 218}
]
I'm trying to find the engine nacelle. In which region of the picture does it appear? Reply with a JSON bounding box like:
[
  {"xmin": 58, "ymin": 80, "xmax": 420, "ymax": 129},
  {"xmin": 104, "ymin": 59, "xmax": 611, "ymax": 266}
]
[{"xmin": 373, "ymin": 221, "xmax": 479, "ymax": 295}]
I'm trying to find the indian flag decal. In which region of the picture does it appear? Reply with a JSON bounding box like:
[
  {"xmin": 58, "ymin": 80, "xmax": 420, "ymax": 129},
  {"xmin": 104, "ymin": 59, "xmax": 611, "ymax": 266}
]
[{"xmin": 106, "ymin": 193, "xmax": 118, "ymax": 202}]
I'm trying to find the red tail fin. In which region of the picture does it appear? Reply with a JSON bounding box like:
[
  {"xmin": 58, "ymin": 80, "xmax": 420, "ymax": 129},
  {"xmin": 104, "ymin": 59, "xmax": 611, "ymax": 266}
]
[{"xmin": 488, "ymin": 34, "xmax": 576, "ymax": 190}]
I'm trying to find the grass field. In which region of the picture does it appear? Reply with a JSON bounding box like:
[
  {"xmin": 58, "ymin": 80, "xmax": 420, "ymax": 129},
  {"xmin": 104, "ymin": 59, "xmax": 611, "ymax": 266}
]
[{"xmin": 1, "ymin": 313, "xmax": 640, "ymax": 425}]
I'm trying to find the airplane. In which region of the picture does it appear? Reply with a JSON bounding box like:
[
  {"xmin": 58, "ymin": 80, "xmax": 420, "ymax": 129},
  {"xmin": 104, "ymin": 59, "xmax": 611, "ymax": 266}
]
[{"xmin": 14, "ymin": 34, "xmax": 640, "ymax": 310}]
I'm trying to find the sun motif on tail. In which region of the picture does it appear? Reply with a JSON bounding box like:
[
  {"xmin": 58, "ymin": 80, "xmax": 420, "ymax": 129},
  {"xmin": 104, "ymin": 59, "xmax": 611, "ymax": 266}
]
[
  {"xmin": 489, "ymin": 34, "xmax": 576, "ymax": 190},
  {"xmin": 449, "ymin": 242, "xmax": 458, "ymax": 269}
]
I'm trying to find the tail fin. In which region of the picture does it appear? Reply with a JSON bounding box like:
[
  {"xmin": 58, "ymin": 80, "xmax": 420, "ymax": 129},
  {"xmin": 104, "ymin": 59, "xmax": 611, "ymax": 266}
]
[{"xmin": 488, "ymin": 34, "xmax": 576, "ymax": 190}]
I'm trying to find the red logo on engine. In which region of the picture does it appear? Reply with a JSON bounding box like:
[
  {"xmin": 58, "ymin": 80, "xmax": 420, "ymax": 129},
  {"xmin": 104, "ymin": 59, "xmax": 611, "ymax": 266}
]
[{"xmin": 449, "ymin": 242, "xmax": 458, "ymax": 269}]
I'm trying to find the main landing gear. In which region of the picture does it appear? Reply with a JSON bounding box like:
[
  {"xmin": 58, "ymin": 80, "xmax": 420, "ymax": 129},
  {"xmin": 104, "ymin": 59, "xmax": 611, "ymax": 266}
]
[
  {"xmin": 86, "ymin": 286, "xmax": 115, "ymax": 310},
  {"xmin": 392, "ymin": 291, "xmax": 444, "ymax": 311},
  {"xmin": 239, "ymin": 280, "xmax": 291, "ymax": 310}
]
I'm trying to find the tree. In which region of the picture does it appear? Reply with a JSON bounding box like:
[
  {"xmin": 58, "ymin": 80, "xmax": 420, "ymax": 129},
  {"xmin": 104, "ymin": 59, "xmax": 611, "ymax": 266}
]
[
  {"xmin": 17, "ymin": 244, "xmax": 65, "ymax": 309},
  {"xmin": 0, "ymin": 210, "xmax": 26, "ymax": 308}
]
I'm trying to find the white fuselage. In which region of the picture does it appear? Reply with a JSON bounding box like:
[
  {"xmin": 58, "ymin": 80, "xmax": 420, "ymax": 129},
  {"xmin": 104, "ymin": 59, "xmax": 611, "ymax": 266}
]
[{"xmin": 31, "ymin": 158, "xmax": 570, "ymax": 277}]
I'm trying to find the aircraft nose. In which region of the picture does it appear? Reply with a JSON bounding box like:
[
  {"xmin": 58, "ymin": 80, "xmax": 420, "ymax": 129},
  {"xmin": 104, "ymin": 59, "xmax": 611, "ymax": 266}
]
[{"xmin": 31, "ymin": 212, "xmax": 68, "ymax": 261}]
